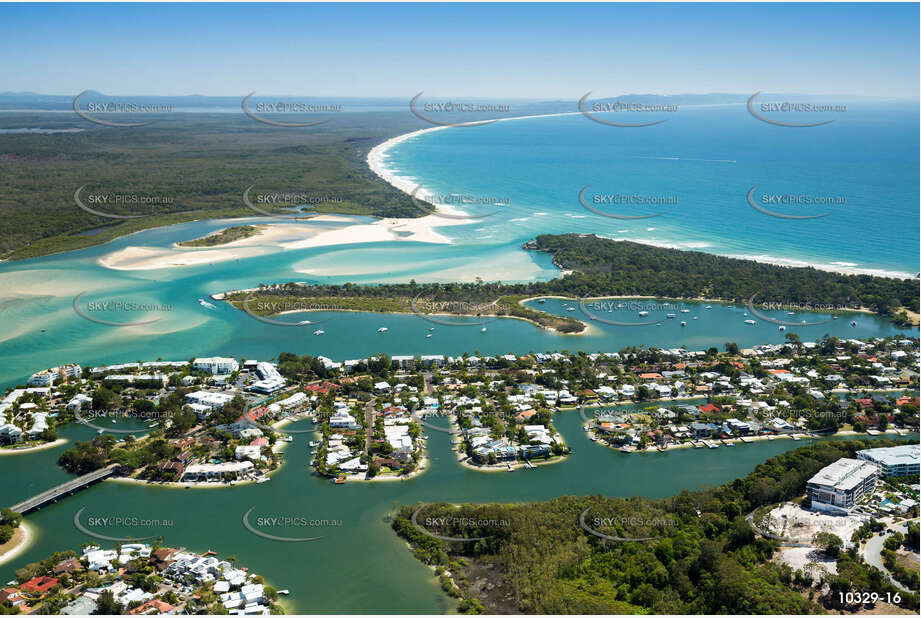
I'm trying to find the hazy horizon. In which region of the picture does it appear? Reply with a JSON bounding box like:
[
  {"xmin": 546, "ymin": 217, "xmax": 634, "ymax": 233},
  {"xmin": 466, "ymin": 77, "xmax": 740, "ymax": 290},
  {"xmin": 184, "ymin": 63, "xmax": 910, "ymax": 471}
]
[{"xmin": 1, "ymin": 3, "xmax": 917, "ymax": 99}]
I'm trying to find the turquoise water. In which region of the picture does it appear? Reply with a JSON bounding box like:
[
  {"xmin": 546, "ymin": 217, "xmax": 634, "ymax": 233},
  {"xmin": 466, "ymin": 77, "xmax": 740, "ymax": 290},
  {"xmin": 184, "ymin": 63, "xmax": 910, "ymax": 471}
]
[
  {"xmin": 384, "ymin": 103, "xmax": 920, "ymax": 278},
  {"xmin": 0, "ymin": 217, "xmax": 910, "ymax": 390}
]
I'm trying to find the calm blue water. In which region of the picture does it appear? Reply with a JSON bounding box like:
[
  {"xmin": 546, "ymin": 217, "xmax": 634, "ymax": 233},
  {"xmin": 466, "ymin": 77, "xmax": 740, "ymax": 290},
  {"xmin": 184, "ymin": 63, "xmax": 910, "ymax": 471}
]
[
  {"xmin": 0, "ymin": 103, "xmax": 918, "ymax": 390},
  {"xmin": 384, "ymin": 103, "xmax": 920, "ymax": 277}
]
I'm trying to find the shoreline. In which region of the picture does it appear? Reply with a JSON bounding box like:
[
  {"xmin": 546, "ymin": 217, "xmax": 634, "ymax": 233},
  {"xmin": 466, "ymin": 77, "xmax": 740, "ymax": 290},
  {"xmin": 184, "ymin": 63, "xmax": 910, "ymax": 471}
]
[
  {"xmin": 587, "ymin": 427, "xmax": 909, "ymax": 455},
  {"xmin": 219, "ymin": 288, "xmax": 899, "ymax": 333},
  {"xmin": 0, "ymin": 438, "xmax": 67, "ymax": 456},
  {"xmin": 369, "ymin": 119, "xmax": 916, "ymax": 281},
  {"xmin": 0, "ymin": 521, "xmax": 33, "ymax": 567}
]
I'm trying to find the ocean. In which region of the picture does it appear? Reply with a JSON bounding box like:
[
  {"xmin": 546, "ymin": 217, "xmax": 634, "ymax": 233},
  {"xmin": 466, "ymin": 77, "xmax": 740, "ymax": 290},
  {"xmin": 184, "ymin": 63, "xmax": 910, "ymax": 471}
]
[{"xmin": 380, "ymin": 102, "xmax": 920, "ymax": 278}]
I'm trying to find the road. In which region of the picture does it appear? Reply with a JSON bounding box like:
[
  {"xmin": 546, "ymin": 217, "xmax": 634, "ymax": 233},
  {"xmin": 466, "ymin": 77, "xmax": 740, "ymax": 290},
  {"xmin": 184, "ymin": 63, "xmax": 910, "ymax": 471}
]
[
  {"xmin": 364, "ymin": 397, "xmax": 377, "ymax": 455},
  {"xmin": 863, "ymin": 519, "xmax": 916, "ymax": 593}
]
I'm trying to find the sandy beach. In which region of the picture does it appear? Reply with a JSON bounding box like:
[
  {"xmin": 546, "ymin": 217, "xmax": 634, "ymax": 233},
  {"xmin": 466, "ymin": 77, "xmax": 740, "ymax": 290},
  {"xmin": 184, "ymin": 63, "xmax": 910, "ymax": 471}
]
[
  {"xmin": 0, "ymin": 521, "xmax": 32, "ymax": 567},
  {"xmin": 97, "ymin": 206, "xmax": 471, "ymax": 271},
  {"xmin": 0, "ymin": 438, "xmax": 67, "ymax": 455}
]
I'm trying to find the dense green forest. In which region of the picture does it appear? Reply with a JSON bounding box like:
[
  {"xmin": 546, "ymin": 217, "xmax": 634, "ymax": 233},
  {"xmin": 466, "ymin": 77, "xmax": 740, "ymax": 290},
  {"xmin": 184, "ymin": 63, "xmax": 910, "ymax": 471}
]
[
  {"xmin": 530, "ymin": 235, "xmax": 919, "ymax": 319},
  {"xmin": 392, "ymin": 438, "xmax": 918, "ymax": 615},
  {"xmin": 225, "ymin": 234, "xmax": 919, "ymax": 329},
  {"xmin": 0, "ymin": 111, "xmax": 422, "ymax": 259},
  {"xmin": 176, "ymin": 224, "xmax": 263, "ymax": 247}
]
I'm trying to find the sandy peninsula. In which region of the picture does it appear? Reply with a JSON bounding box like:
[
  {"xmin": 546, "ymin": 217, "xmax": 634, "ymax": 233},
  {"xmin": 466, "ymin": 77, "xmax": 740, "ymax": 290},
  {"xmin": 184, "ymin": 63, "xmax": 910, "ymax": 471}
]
[{"xmin": 0, "ymin": 522, "xmax": 32, "ymax": 567}]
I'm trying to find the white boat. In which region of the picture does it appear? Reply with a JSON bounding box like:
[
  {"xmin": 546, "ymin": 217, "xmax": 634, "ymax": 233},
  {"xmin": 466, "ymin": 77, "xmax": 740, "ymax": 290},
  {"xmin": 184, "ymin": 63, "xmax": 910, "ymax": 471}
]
[
  {"xmin": 538, "ymin": 299, "xmax": 546, "ymax": 304},
  {"xmin": 428, "ymin": 327, "xmax": 435, "ymax": 331},
  {"xmin": 850, "ymin": 321, "xmax": 857, "ymax": 327},
  {"xmin": 313, "ymin": 329, "xmax": 325, "ymax": 336},
  {"xmin": 198, "ymin": 298, "xmax": 216, "ymax": 310},
  {"xmin": 786, "ymin": 311, "xmax": 795, "ymax": 315},
  {"xmin": 744, "ymin": 319, "xmax": 756, "ymax": 325},
  {"xmin": 680, "ymin": 309, "xmax": 690, "ymax": 313},
  {"xmin": 638, "ymin": 311, "xmax": 649, "ymax": 317},
  {"xmin": 704, "ymin": 305, "xmax": 712, "ymax": 309},
  {"xmin": 666, "ymin": 313, "xmax": 676, "ymax": 319},
  {"xmin": 566, "ymin": 307, "xmax": 575, "ymax": 312},
  {"xmin": 778, "ymin": 325, "xmax": 786, "ymax": 331},
  {"xmin": 680, "ymin": 321, "xmax": 686, "ymax": 326},
  {"xmin": 426, "ymin": 334, "xmax": 432, "ymax": 338},
  {"xmin": 481, "ymin": 327, "xmax": 487, "ymax": 332},
  {"xmin": 377, "ymin": 327, "xmax": 388, "ymax": 333},
  {"xmin": 743, "ymin": 312, "xmax": 748, "ymax": 316},
  {"xmin": 692, "ymin": 316, "xmax": 698, "ymax": 320},
  {"xmin": 278, "ymin": 590, "xmax": 290, "ymax": 595}
]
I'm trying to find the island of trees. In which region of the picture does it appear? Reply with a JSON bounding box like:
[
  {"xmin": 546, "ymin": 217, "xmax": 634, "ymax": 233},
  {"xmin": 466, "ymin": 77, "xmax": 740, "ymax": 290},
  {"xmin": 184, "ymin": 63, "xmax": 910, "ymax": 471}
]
[{"xmin": 223, "ymin": 234, "xmax": 919, "ymax": 330}]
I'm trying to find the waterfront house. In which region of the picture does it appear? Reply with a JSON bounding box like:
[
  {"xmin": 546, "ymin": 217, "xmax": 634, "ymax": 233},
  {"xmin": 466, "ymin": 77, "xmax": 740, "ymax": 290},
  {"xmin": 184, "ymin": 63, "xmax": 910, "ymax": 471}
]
[
  {"xmin": 689, "ymin": 422, "xmax": 712, "ymax": 438},
  {"xmin": 20, "ymin": 576, "xmax": 59, "ymax": 596},
  {"xmin": 0, "ymin": 588, "xmax": 25, "ymax": 608},
  {"xmin": 53, "ymin": 557, "xmax": 85, "ymax": 576}
]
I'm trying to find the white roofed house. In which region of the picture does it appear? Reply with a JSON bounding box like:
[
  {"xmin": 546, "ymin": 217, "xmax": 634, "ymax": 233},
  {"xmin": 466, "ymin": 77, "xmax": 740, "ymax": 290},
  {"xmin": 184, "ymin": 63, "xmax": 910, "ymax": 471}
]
[
  {"xmin": 66, "ymin": 393, "xmax": 93, "ymax": 411},
  {"xmin": 806, "ymin": 458, "xmax": 878, "ymax": 514},
  {"xmin": 185, "ymin": 390, "xmax": 235, "ymax": 410},
  {"xmin": 27, "ymin": 370, "xmax": 55, "ymax": 387},
  {"xmin": 384, "ymin": 424, "xmax": 414, "ymax": 461},
  {"xmin": 329, "ymin": 410, "xmax": 359, "ymax": 430},
  {"xmin": 0, "ymin": 423, "xmax": 23, "ymax": 444},
  {"xmin": 373, "ymin": 381, "xmax": 391, "ymax": 394},
  {"xmin": 27, "ymin": 412, "xmax": 49, "ymax": 438},
  {"xmin": 193, "ymin": 357, "xmax": 239, "ymax": 375}
]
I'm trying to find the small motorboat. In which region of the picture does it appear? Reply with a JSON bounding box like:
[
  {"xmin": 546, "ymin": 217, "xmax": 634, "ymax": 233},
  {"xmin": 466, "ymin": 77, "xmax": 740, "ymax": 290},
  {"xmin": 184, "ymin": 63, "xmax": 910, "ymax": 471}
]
[
  {"xmin": 198, "ymin": 298, "xmax": 216, "ymax": 310},
  {"xmin": 832, "ymin": 315, "xmax": 839, "ymax": 320},
  {"xmin": 566, "ymin": 306, "xmax": 575, "ymax": 312},
  {"xmin": 744, "ymin": 319, "xmax": 756, "ymax": 325},
  {"xmin": 333, "ymin": 476, "xmax": 346, "ymax": 484},
  {"xmin": 481, "ymin": 327, "xmax": 487, "ymax": 332},
  {"xmin": 314, "ymin": 329, "xmax": 325, "ymax": 336},
  {"xmin": 778, "ymin": 325, "xmax": 786, "ymax": 331},
  {"xmin": 692, "ymin": 316, "xmax": 698, "ymax": 320},
  {"xmin": 426, "ymin": 334, "xmax": 432, "ymax": 338},
  {"xmin": 680, "ymin": 321, "xmax": 686, "ymax": 326},
  {"xmin": 538, "ymin": 298, "xmax": 546, "ymax": 303},
  {"xmin": 666, "ymin": 313, "xmax": 676, "ymax": 319},
  {"xmin": 638, "ymin": 311, "xmax": 649, "ymax": 317},
  {"xmin": 428, "ymin": 327, "xmax": 435, "ymax": 331},
  {"xmin": 705, "ymin": 305, "xmax": 712, "ymax": 309},
  {"xmin": 850, "ymin": 321, "xmax": 857, "ymax": 327},
  {"xmin": 680, "ymin": 309, "xmax": 690, "ymax": 313}
]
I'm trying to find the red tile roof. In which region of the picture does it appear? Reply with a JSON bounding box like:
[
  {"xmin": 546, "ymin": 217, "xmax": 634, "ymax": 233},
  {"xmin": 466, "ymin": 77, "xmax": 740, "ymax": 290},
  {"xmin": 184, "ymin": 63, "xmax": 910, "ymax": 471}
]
[{"xmin": 20, "ymin": 576, "xmax": 58, "ymax": 595}]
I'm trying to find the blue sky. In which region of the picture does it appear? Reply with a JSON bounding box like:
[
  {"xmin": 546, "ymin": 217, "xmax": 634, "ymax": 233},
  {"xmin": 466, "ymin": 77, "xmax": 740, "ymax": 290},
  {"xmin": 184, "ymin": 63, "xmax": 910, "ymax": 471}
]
[{"xmin": 0, "ymin": 2, "xmax": 917, "ymax": 99}]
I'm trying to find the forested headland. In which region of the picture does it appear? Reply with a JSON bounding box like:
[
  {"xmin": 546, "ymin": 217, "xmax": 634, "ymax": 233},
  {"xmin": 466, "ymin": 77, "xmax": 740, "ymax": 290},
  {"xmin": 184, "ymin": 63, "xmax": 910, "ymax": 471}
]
[{"xmin": 392, "ymin": 438, "xmax": 919, "ymax": 615}]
